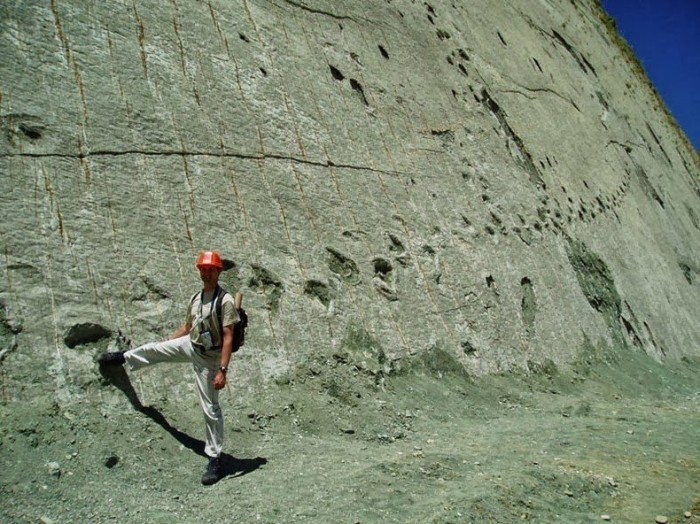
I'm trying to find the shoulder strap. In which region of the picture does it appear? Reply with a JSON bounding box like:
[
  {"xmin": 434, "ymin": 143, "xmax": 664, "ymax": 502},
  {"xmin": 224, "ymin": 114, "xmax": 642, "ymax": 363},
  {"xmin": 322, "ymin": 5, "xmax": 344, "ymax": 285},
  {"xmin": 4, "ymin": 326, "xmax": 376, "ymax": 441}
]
[
  {"xmin": 188, "ymin": 292, "xmax": 198, "ymax": 320},
  {"xmin": 214, "ymin": 286, "xmax": 228, "ymax": 335}
]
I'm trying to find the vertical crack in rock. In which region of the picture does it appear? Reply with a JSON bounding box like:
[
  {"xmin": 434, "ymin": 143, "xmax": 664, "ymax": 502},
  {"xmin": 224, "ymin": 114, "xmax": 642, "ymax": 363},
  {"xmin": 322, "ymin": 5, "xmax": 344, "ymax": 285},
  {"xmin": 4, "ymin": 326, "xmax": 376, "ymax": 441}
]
[
  {"xmin": 41, "ymin": 167, "xmax": 68, "ymax": 243},
  {"xmin": 645, "ymin": 122, "xmax": 673, "ymax": 166},
  {"xmin": 79, "ymin": 156, "xmax": 92, "ymax": 185},
  {"xmin": 480, "ymin": 89, "xmax": 545, "ymax": 189},
  {"xmin": 180, "ymin": 154, "xmax": 197, "ymax": 217},
  {"xmin": 635, "ymin": 166, "xmax": 665, "ymax": 209},
  {"xmin": 620, "ymin": 314, "xmax": 643, "ymax": 350},
  {"xmin": 550, "ymin": 29, "xmax": 596, "ymax": 77},
  {"xmin": 620, "ymin": 301, "xmax": 661, "ymax": 356},
  {"xmin": 580, "ymin": 54, "xmax": 597, "ymax": 77},
  {"xmin": 208, "ymin": 2, "xmax": 225, "ymax": 43},
  {"xmin": 171, "ymin": 0, "xmax": 188, "ymax": 77},
  {"xmin": 49, "ymin": 0, "xmax": 89, "ymax": 123},
  {"xmin": 133, "ymin": 5, "xmax": 148, "ymax": 77},
  {"xmin": 643, "ymin": 321, "xmax": 663, "ymax": 355}
]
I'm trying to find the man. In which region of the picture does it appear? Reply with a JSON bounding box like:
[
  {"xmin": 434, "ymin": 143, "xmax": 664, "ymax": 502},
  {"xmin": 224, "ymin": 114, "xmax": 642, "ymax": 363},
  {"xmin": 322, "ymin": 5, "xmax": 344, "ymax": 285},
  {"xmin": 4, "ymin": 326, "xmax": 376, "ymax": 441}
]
[{"xmin": 99, "ymin": 250, "xmax": 239, "ymax": 485}]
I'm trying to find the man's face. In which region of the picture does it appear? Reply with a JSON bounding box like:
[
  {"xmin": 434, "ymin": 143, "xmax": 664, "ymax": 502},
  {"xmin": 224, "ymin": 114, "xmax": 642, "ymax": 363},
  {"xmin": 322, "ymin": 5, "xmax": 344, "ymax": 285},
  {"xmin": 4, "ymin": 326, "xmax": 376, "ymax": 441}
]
[{"xmin": 198, "ymin": 266, "xmax": 221, "ymax": 286}]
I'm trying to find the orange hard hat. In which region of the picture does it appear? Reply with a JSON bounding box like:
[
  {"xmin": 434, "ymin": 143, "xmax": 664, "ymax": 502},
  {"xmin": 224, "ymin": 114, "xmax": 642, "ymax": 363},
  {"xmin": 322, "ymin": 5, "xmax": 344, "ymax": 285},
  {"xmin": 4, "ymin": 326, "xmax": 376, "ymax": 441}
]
[{"xmin": 196, "ymin": 251, "xmax": 223, "ymax": 269}]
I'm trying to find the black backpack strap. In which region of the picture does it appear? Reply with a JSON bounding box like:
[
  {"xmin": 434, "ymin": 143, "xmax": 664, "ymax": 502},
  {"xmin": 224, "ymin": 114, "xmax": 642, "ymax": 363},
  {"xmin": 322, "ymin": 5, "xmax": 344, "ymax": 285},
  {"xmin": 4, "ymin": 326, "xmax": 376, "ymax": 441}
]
[
  {"xmin": 214, "ymin": 286, "xmax": 227, "ymax": 343},
  {"xmin": 188, "ymin": 292, "xmax": 198, "ymax": 323}
]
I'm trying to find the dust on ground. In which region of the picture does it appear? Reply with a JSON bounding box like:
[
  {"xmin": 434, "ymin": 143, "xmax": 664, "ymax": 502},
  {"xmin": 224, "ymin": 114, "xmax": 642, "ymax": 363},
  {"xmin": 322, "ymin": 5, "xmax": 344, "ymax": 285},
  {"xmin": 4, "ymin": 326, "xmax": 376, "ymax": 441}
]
[{"xmin": 1, "ymin": 345, "xmax": 698, "ymax": 523}]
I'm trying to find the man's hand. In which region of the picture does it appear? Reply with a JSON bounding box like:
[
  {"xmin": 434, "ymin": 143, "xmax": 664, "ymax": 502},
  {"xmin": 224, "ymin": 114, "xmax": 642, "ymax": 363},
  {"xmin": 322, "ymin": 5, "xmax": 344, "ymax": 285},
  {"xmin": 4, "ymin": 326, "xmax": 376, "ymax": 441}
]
[
  {"xmin": 214, "ymin": 370, "xmax": 227, "ymax": 390},
  {"xmin": 214, "ymin": 325, "xmax": 234, "ymax": 391}
]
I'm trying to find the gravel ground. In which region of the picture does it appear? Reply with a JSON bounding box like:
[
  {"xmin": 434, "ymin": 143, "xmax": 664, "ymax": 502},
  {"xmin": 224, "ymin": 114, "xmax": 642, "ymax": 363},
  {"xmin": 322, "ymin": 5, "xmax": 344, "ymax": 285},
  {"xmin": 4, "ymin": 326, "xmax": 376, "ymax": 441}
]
[{"xmin": 1, "ymin": 349, "xmax": 698, "ymax": 523}]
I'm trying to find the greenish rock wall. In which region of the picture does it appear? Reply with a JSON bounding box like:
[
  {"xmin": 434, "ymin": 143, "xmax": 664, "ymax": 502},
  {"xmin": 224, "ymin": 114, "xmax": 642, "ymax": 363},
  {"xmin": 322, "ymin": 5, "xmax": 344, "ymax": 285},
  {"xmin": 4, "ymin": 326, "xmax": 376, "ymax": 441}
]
[{"xmin": 1, "ymin": 0, "xmax": 698, "ymax": 402}]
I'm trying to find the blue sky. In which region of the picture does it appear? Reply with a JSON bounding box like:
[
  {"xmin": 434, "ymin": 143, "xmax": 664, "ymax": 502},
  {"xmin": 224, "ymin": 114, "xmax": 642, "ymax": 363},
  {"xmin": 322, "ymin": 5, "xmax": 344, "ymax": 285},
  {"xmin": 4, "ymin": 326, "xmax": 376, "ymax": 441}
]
[{"xmin": 600, "ymin": 0, "xmax": 699, "ymax": 151}]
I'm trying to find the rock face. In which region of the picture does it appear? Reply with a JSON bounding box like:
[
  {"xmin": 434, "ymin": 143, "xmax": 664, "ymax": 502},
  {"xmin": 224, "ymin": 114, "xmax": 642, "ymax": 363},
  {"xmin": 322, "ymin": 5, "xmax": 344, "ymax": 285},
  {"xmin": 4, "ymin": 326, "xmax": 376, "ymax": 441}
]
[{"xmin": 1, "ymin": 0, "xmax": 698, "ymax": 399}]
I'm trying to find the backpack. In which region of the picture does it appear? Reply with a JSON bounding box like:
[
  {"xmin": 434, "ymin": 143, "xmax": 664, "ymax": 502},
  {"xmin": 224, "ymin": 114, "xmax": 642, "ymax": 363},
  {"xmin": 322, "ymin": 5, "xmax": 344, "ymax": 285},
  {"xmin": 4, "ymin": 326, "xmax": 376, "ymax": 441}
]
[{"xmin": 215, "ymin": 287, "xmax": 248, "ymax": 352}]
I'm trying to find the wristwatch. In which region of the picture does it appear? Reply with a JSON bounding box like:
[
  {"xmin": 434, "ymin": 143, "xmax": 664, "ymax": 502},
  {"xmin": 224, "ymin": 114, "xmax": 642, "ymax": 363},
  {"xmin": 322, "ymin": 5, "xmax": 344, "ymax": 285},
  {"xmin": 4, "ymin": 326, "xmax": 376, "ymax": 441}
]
[{"xmin": 219, "ymin": 366, "xmax": 228, "ymax": 374}]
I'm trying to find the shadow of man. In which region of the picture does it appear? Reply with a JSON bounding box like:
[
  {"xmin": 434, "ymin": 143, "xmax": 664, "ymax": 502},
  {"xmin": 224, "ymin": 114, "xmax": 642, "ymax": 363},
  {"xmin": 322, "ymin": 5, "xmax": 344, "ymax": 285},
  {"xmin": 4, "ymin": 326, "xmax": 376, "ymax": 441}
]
[{"xmin": 99, "ymin": 362, "xmax": 267, "ymax": 481}]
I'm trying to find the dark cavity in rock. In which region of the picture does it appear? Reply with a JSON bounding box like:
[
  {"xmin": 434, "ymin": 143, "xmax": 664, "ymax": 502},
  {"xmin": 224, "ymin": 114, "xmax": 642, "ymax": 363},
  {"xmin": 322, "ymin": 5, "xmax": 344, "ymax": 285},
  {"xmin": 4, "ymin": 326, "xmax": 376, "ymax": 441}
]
[
  {"xmin": 326, "ymin": 247, "xmax": 360, "ymax": 284},
  {"xmin": 64, "ymin": 323, "xmax": 112, "ymax": 348}
]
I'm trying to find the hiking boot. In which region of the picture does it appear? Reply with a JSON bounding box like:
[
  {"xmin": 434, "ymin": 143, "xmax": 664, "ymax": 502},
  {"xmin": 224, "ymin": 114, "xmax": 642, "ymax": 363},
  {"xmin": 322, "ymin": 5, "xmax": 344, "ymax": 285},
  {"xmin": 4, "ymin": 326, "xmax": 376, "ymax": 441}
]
[
  {"xmin": 98, "ymin": 351, "xmax": 125, "ymax": 366},
  {"xmin": 201, "ymin": 456, "xmax": 222, "ymax": 485}
]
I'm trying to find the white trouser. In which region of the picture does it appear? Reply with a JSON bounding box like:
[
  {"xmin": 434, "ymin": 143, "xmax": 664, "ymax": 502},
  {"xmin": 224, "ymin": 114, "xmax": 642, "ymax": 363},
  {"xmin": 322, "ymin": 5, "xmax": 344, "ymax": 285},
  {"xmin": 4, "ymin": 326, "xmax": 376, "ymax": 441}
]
[{"xmin": 124, "ymin": 336, "xmax": 223, "ymax": 458}]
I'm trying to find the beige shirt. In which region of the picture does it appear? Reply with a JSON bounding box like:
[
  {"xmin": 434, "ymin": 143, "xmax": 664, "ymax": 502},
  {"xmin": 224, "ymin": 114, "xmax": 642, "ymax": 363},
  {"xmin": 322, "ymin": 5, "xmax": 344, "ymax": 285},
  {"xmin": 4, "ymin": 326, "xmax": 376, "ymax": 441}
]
[{"xmin": 186, "ymin": 289, "xmax": 239, "ymax": 349}]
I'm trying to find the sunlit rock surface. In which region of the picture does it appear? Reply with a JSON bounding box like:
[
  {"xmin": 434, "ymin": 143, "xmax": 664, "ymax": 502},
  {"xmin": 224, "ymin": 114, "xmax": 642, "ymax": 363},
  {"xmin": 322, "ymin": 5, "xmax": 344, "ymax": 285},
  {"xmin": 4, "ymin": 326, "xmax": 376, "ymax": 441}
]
[{"xmin": 1, "ymin": 0, "xmax": 698, "ymax": 401}]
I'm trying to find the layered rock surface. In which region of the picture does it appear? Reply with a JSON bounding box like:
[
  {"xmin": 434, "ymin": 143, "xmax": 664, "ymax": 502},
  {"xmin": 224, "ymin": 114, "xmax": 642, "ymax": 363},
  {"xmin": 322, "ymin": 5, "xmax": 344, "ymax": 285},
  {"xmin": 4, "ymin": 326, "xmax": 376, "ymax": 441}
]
[{"xmin": 1, "ymin": 0, "xmax": 698, "ymax": 401}]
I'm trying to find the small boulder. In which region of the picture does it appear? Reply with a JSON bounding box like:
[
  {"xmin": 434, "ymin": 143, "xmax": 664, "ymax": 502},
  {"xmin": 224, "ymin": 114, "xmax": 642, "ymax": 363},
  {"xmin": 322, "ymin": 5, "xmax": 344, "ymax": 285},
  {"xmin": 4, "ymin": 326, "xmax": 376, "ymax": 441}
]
[{"xmin": 47, "ymin": 461, "xmax": 61, "ymax": 478}]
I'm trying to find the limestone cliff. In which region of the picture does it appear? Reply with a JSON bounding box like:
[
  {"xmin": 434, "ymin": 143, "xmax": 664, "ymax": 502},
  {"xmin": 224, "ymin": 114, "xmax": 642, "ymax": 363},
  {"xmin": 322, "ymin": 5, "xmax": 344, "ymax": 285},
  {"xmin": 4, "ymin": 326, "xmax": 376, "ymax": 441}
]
[{"xmin": 1, "ymin": 0, "xmax": 698, "ymax": 401}]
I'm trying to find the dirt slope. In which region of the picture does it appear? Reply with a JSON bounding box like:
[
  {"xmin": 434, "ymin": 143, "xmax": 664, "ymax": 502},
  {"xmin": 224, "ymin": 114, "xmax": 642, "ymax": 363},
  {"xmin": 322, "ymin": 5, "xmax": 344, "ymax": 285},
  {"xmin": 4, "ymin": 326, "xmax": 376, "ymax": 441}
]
[{"xmin": 2, "ymin": 348, "xmax": 698, "ymax": 523}]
